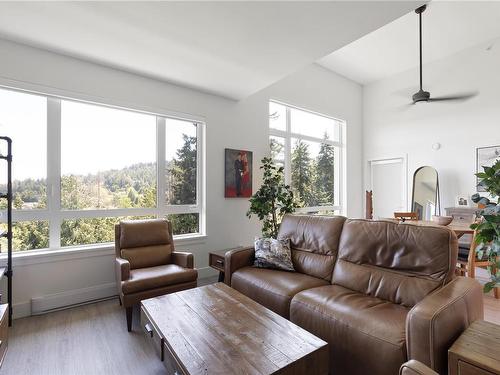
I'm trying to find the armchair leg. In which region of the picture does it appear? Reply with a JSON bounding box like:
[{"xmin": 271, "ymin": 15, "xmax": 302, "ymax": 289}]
[
  {"xmin": 126, "ymin": 306, "xmax": 133, "ymax": 332},
  {"xmin": 118, "ymin": 296, "xmax": 122, "ymax": 306}
]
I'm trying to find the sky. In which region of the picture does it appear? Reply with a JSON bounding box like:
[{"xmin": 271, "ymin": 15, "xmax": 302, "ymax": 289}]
[
  {"xmin": 269, "ymin": 101, "xmax": 341, "ymax": 141},
  {"xmin": 0, "ymin": 87, "xmax": 196, "ymax": 182}
]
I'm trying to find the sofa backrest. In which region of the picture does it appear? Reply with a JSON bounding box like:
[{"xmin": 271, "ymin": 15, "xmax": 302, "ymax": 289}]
[
  {"xmin": 332, "ymin": 219, "xmax": 458, "ymax": 307},
  {"xmin": 278, "ymin": 214, "xmax": 347, "ymax": 281},
  {"xmin": 115, "ymin": 219, "xmax": 174, "ymax": 270}
]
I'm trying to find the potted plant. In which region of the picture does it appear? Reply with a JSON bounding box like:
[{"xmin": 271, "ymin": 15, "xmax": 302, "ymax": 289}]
[
  {"xmin": 247, "ymin": 157, "xmax": 298, "ymax": 238},
  {"xmin": 470, "ymin": 159, "xmax": 500, "ymax": 293}
]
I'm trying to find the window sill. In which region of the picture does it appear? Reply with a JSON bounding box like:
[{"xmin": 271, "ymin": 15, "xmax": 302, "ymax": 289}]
[{"xmin": 0, "ymin": 234, "xmax": 207, "ymax": 268}]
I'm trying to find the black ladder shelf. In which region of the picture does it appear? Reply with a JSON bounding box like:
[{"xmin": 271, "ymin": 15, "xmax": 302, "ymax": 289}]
[{"xmin": 0, "ymin": 136, "xmax": 13, "ymax": 327}]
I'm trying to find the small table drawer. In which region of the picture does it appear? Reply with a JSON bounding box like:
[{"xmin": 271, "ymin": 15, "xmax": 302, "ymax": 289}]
[
  {"xmin": 140, "ymin": 306, "xmax": 163, "ymax": 359},
  {"xmin": 209, "ymin": 253, "xmax": 225, "ymax": 271},
  {"xmin": 458, "ymin": 361, "xmax": 495, "ymax": 375}
]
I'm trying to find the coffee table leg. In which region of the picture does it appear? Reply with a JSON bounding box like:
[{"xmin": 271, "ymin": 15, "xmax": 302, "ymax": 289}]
[{"xmin": 218, "ymin": 271, "xmax": 224, "ymax": 282}]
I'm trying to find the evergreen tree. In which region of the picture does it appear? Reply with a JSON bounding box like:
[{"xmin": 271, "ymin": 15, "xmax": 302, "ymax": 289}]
[
  {"xmin": 314, "ymin": 133, "xmax": 335, "ymax": 205},
  {"xmin": 170, "ymin": 135, "xmax": 197, "ymax": 205},
  {"xmin": 269, "ymin": 137, "xmax": 284, "ymax": 161},
  {"xmin": 291, "ymin": 139, "xmax": 314, "ymax": 206},
  {"xmin": 8, "ymin": 135, "xmax": 199, "ymax": 251}
]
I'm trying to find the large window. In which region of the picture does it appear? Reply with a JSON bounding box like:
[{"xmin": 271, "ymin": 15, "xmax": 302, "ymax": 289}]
[
  {"xmin": 0, "ymin": 86, "xmax": 204, "ymax": 252},
  {"xmin": 269, "ymin": 101, "xmax": 344, "ymax": 214}
]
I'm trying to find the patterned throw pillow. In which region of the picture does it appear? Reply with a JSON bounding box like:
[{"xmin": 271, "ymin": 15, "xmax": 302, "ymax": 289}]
[{"xmin": 253, "ymin": 237, "xmax": 295, "ymax": 271}]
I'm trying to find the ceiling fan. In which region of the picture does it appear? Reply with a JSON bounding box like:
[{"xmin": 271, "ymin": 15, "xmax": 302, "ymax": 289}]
[{"xmin": 410, "ymin": 4, "xmax": 477, "ymax": 104}]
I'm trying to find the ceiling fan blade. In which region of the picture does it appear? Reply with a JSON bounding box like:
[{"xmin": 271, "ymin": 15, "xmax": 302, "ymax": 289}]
[{"xmin": 428, "ymin": 91, "xmax": 479, "ymax": 102}]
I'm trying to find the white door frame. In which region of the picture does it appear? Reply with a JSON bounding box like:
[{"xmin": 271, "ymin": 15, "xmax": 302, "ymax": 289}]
[{"xmin": 367, "ymin": 155, "xmax": 408, "ymax": 217}]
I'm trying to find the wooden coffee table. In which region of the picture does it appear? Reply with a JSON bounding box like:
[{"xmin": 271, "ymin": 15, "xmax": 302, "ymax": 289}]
[{"xmin": 141, "ymin": 283, "xmax": 328, "ymax": 375}]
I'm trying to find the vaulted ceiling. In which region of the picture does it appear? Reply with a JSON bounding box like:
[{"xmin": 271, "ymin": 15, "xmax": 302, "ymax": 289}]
[
  {"xmin": 0, "ymin": 1, "xmax": 421, "ymax": 99},
  {"xmin": 318, "ymin": 1, "xmax": 500, "ymax": 84}
]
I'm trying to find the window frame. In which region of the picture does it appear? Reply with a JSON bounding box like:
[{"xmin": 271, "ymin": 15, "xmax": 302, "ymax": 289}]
[
  {"xmin": 0, "ymin": 86, "xmax": 206, "ymax": 253},
  {"xmin": 269, "ymin": 100, "xmax": 345, "ymax": 214}
]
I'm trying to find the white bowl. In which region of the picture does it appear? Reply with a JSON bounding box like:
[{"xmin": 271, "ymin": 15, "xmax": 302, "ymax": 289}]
[{"xmin": 431, "ymin": 215, "xmax": 453, "ymax": 226}]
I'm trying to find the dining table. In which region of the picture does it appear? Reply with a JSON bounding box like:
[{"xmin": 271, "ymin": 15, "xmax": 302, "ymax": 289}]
[{"xmin": 385, "ymin": 218, "xmax": 474, "ymax": 240}]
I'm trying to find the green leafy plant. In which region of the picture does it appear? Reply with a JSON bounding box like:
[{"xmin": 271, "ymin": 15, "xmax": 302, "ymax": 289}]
[
  {"xmin": 470, "ymin": 158, "xmax": 500, "ymax": 293},
  {"xmin": 247, "ymin": 157, "xmax": 299, "ymax": 238}
]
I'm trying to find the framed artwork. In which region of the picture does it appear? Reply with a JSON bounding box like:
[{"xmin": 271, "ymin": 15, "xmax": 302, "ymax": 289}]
[
  {"xmin": 455, "ymin": 195, "xmax": 470, "ymax": 207},
  {"xmin": 476, "ymin": 145, "xmax": 500, "ymax": 192},
  {"xmin": 224, "ymin": 149, "xmax": 252, "ymax": 198}
]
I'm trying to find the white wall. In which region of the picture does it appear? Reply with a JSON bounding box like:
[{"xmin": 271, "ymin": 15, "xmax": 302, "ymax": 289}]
[
  {"xmin": 0, "ymin": 39, "xmax": 363, "ymax": 318},
  {"xmin": 363, "ymin": 37, "xmax": 500, "ymax": 212}
]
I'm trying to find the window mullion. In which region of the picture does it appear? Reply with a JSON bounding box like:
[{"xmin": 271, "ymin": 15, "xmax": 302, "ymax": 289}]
[
  {"xmin": 157, "ymin": 117, "xmax": 166, "ymax": 218},
  {"xmin": 196, "ymin": 122, "xmax": 205, "ymax": 235},
  {"xmin": 284, "ymin": 107, "xmax": 292, "ymax": 185},
  {"xmin": 47, "ymin": 97, "xmax": 61, "ymax": 249}
]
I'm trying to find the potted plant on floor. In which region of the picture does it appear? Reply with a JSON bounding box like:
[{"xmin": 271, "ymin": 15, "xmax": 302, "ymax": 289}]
[
  {"xmin": 247, "ymin": 157, "xmax": 298, "ymax": 238},
  {"xmin": 471, "ymin": 158, "xmax": 500, "ymax": 293}
]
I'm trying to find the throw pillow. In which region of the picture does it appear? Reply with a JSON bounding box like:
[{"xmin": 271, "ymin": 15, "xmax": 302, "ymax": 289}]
[{"xmin": 254, "ymin": 237, "xmax": 295, "ymax": 271}]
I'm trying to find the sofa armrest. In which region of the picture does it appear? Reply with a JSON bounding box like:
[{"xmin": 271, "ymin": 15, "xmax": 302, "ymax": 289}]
[
  {"xmin": 115, "ymin": 257, "xmax": 130, "ymax": 282},
  {"xmin": 224, "ymin": 246, "xmax": 255, "ymax": 286},
  {"xmin": 406, "ymin": 276, "xmax": 483, "ymax": 374},
  {"xmin": 172, "ymin": 251, "xmax": 194, "ymax": 269},
  {"xmin": 400, "ymin": 360, "xmax": 438, "ymax": 375}
]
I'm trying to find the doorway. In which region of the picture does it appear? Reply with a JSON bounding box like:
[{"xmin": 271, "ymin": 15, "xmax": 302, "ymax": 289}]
[{"xmin": 368, "ymin": 157, "xmax": 407, "ymax": 219}]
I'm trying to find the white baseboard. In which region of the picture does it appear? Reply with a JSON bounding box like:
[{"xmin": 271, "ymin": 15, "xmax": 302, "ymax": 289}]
[
  {"xmin": 31, "ymin": 282, "xmax": 117, "ymax": 315},
  {"xmin": 13, "ymin": 301, "xmax": 31, "ymax": 319},
  {"xmin": 13, "ymin": 266, "xmax": 217, "ymax": 319}
]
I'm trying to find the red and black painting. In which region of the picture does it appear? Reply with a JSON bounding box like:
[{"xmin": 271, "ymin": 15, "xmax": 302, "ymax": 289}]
[{"xmin": 224, "ymin": 149, "xmax": 252, "ymax": 198}]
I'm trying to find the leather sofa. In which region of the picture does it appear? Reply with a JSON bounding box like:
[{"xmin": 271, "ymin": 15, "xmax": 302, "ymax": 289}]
[
  {"xmin": 115, "ymin": 219, "xmax": 198, "ymax": 331},
  {"xmin": 224, "ymin": 215, "xmax": 483, "ymax": 375}
]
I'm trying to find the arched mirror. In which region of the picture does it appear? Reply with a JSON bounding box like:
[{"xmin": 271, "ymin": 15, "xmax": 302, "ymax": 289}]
[{"xmin": 411, "ymin": 166, "xmax": 440, "ymax": 220}]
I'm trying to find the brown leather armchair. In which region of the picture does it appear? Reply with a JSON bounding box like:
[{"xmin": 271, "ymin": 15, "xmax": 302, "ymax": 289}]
[{"xmin": 115, "ymin": 219, "xmax": 198, "ymax": 331}]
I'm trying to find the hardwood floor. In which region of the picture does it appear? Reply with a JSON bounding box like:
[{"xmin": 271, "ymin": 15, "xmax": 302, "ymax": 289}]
[
  {"xmin": 0, "ymin": 276, "xmax": 218, "ymax": 375},
  {"xmin": 0, "ymin": 298, "xmax": 166, "ymax": 375},
  {"xmin": 1, "ymin": 275, "xmax": 498, "ymax": 375}
]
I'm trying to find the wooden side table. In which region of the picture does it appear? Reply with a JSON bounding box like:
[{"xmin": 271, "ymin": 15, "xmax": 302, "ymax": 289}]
[
  {"xmin": 209, "ymin": 247, "xmax": 244, "ymax": 283},
  {"xmin": 449, "ymin": 320, "xmax": 500, "ymax": 375}
]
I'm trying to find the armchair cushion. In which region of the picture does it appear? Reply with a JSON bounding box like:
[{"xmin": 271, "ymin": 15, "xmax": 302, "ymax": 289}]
[
  {"xmin": 406, "ymin": 276, "xmax": 483, "ymax": 374},
  {"xmin": 121, "ymin": 264, "xmax": 197, "ymax": 294},
  {"xmin": 119, "ymin": 219, "xmax": 172, "ymax": 248},
  {"xmin": 290, "ymin": 284, "xmax": 409, "ymax": 375},
  {"xmin": 121, "ymin": 244, "xmax": 172, "ymax": 269},
  {"xmin": 172, "ymin": 251, "xmax": 194, "ymax": 269}
]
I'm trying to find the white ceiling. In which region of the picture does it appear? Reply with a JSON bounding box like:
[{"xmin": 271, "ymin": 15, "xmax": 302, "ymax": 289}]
[
  {"xmin": 318, "ymin": 1, "xmax": 500, "ymax": 85},
  {"xmin": 0, "ymin": 1, "xmax": 421, "ymax": 100}
]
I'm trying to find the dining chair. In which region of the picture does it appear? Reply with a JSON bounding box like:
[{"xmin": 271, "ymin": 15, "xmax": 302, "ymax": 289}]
[{"xmin": 457, "ymin": 223, "xmax": 499, "ymax": 299}]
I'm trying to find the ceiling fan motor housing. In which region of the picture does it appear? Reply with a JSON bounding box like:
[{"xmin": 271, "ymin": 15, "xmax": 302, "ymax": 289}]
[{"xmin": 413, "ymin": 89, "xmax": 431, "ymax": 103}]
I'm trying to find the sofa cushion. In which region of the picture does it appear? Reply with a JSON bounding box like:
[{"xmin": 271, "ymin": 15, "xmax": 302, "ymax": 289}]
[
  {"xmin": 290, "ymin": 284, "xmax": 409, "ymax": 375},
  {"xmin": 278, "ymin": 214, "xmax": 346, "ymax": 280},
  {"xmin": 332, "ymin": 219, "xmax": 457, "ymax": 307},
  {"xmin": 231, "ymin": 267, "xmax": 328, "ymax": 318},
  {"xmin": 122, "ymin": 264, "xmax": 197, "ymax": 294}
]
